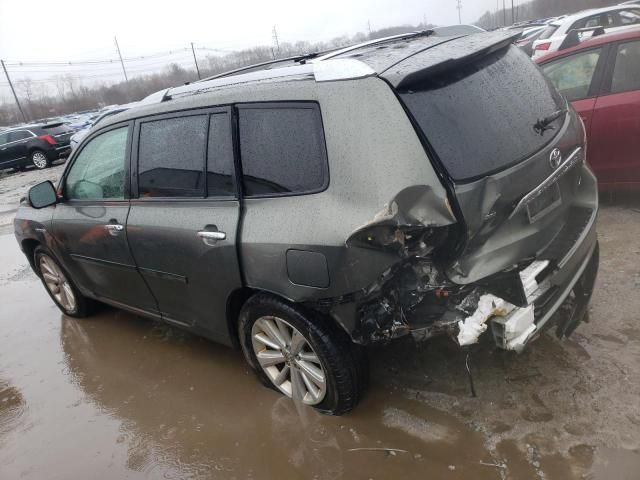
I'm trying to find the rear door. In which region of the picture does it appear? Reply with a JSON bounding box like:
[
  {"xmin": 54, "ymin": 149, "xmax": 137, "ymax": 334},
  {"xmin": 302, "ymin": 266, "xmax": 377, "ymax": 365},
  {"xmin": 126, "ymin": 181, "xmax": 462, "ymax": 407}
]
[
  {"xmin": 126, "ymin": 108, "xmax": 243, "ymax": 341},
  {"xmin": 589, "ymin": 39, "xmax": 640, "ymax": 187},
  {"xmin": 5, "ymin": 130, "xmax": 33, "ymax": 163},
  {"xmin": 51, "ymin": 123, "xmax": 159, "ymax": 313}
]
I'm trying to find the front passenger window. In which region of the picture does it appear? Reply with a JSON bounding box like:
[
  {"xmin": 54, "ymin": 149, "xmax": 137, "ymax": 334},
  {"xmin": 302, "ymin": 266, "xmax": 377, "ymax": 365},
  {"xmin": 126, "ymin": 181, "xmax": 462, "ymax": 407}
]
[{"xmin": 65, "ymin": 127, "xmax": 128, "ymax": 200}]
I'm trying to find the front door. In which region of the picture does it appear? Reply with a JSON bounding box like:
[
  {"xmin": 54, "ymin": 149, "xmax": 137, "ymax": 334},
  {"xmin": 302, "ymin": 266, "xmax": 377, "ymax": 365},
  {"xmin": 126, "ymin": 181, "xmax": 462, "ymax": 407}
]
[
  {"xmin": 51, "ymin": 123, "xmax": 158, "ymax": 314},
  {"xmin": 126, "ymin": 109, "xmax": 243, "ymax": 341}
]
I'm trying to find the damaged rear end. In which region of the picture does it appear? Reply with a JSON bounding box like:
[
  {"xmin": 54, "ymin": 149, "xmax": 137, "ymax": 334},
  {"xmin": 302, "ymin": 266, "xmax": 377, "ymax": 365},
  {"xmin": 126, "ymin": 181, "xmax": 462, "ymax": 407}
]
[{"xmin": 332, "ymin": 32, "xmax": 599, "ymax": 352}]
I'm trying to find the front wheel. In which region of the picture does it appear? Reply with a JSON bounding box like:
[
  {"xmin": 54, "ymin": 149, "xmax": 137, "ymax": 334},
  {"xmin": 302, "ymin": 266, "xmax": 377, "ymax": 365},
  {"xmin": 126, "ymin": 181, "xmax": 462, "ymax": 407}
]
[
  {"xmin": 34, "ymin": 246, "xmax": 95, "ymax": 317},
  {"xmin": 239, "ymin": 293, "xmax": 367, "ymax": 415},
  {"xmin": 30, "ymin": 150, "xmax": 50, "ymax": 170}
]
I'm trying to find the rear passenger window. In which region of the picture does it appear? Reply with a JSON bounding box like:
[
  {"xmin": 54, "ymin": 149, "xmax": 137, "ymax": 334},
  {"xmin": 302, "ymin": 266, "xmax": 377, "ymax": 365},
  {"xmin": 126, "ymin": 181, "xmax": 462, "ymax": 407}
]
[
  {"xmin": 611, "ymin": 40, "xmax": 640, "ymax": 94},
  {"xmin": 238, "ymin": 104, "xmax": 327, "ymax": 196},
  {"xmin": 138, "ymin": 116, "xmax": 207, "ymax": 198}
]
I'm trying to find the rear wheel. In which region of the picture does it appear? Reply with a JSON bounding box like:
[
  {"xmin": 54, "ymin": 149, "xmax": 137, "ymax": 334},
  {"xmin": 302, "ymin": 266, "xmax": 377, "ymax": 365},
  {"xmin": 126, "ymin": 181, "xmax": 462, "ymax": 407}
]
[
  {"xmin": 239, "ymin": 293, "xmax": 367, "ymax": 415},
  {"xmin": 30, "ymin": 150, "xmax": 50, "ymax": 170},
  {"xmin": 34, "ymin": 246, "xmax": 94, "ymax": 317}
]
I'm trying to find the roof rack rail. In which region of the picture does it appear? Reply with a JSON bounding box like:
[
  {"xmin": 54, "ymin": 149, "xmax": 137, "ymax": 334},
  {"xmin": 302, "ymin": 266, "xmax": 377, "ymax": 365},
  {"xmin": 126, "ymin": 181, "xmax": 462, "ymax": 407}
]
[
  {"xmin": 196, "ymin": 51, "xmax": 331, "ymax": 83},
  {"xmin": 560, "ymin": 26, "xmax": 606, "ymax": 51}
]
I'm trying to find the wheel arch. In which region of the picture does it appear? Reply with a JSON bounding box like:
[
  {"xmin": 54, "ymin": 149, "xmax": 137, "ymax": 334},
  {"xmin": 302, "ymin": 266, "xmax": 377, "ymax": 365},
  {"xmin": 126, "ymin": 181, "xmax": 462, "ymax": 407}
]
[
  {"xmin": 21, "ymin": 238, "xmax": 41, "ymax": 273},
  {"xmin": 225, "ymin": 286, "xmax": 353, "ymax": 348}
]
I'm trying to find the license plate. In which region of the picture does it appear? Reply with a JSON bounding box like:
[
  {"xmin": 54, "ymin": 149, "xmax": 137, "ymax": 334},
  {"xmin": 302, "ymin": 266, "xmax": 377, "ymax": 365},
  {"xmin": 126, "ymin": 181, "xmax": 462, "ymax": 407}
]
[{"xmin": 527, "ymin": 183, "xmax": 561, "ymax": 223}]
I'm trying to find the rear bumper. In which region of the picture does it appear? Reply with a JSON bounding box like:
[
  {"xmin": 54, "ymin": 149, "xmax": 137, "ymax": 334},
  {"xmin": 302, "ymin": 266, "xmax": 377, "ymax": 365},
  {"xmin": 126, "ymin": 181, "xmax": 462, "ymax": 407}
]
[
  {"xmin": 488, "ymin": 206, "xmax": 599, "ymax": 350},
  {"xmin": 47, "ymin": 145, "xmax": 71, "ymax": 160}
]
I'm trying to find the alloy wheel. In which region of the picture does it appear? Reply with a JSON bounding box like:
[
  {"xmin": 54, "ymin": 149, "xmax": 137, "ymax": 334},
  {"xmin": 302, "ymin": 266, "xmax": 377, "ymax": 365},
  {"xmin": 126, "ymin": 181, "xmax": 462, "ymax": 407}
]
[
  {"xmin": 251, "ymin": 316, "xmax": 327, "ymax": 405},
  {"xmin": 32, "ymin": 151, "xmax": 48, "ymax": 169},
  {"xmin": 39, "ymin": 255, "xmax": 77, "ymax": 313}
]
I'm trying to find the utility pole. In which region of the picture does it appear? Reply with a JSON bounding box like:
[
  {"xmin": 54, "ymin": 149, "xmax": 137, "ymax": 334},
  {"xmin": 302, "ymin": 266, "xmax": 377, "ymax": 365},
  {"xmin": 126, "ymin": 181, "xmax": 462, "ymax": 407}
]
[
  {"xmin": 272, "ymin": 26, "xmax": 280, "ymax": 59},
  {"xmin": 503, "ymin": 0, "xmax": 506, "ymax": 26},
  {"xmin": 511, "ymin": 0, "xmax": 515, "ymax": 25},
  {"xmin": 456, "ymin": 0, "xmax": 462, "ymax": 24},
  {"xmin": 1, "ymin": 60, "xmax": 27, "ymax": 122},
  {"xmin": 114, "ymin": 36, "xmax": 129, "ymax": 85},
  {"xmin": 367, "ymin": 20, "xmax": 371, "ymax": 37},
  {"xmin": 190, "ymin": 42, "xmax": 201, "ymax": 80}
]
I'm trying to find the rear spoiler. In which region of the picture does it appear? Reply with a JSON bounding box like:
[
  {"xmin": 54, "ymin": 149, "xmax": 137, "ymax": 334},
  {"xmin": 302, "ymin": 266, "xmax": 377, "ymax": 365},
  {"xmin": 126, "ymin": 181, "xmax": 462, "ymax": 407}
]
[
  {"xmin": 559, "ymin": 26, "xmax": 606, "ymax": 51},
  {"xmin": 381, "ymin": 30, "xmax": 521, "ymax": 91}
]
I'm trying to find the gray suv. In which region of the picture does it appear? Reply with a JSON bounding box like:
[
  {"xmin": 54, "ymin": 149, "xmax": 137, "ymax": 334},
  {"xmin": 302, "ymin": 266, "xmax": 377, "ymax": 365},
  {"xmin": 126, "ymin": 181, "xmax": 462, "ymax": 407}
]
[{"xmin": 14, "ymin": 31, "xmax": 599, "ymax": 415}]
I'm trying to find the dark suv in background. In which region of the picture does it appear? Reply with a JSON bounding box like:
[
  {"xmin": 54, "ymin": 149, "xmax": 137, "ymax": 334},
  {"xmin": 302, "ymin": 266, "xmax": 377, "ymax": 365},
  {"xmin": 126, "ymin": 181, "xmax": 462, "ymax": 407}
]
[
  {"xmin": 0, "ymin": 123, "xmax": 74, "ymax": 172},
  {"xmin": 15, "ymin": 31, "xmax": 599, "ymax": 414}
]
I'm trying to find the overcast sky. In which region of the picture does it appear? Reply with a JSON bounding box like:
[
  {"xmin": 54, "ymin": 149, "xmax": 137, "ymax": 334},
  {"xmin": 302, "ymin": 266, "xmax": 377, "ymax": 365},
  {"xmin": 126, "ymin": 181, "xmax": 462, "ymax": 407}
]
[{"xmin": 0, "ymin": 0, "xmax": 506, "ymax": 99}]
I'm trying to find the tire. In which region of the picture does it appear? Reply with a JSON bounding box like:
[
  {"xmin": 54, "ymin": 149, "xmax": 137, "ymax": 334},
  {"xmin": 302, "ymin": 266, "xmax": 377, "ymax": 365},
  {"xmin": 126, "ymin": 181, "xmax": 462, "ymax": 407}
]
[
  {"xmin": 239, "ymin": 293, "xmax": 367, "ymax": 415},
  {"xmin": 34, "ymin": 246, "xmax": 95, "ymax": 318},
  {"xmin": 30, "ymin": 149, "xmax": 50, "ymax": 170}
]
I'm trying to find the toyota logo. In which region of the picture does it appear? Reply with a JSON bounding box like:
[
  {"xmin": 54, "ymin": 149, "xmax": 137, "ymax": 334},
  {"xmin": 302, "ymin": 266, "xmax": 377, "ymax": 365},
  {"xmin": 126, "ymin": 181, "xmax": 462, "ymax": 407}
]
[{"xmin": 549, "ymin": 148, "xmax": 562, "ymax": 169}]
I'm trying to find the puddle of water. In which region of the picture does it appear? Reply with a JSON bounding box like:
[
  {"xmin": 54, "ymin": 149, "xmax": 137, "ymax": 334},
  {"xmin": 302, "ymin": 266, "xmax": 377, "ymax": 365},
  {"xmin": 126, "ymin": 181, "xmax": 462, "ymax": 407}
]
[{"xmin": 1, "ymin": 229, "xmax": 639, "ymax": 479}]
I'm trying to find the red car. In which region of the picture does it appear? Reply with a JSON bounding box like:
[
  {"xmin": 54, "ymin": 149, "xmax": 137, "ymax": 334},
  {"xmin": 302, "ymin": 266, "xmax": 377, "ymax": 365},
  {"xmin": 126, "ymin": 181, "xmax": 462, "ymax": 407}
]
[{"xmin": 537, "ymin": 28, "xmax": 640, "ymax": 190}]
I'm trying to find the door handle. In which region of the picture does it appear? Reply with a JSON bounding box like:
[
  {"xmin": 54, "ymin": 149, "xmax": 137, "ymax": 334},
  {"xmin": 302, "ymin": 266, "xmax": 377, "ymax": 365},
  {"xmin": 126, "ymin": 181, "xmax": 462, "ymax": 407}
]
[
  {"xmin": 197, "ymin": 230, "xmax": 226, "ymax": 246},
  {"xmin": 104, "ymin": 224, "xmax": 124, "ymax": 237}
]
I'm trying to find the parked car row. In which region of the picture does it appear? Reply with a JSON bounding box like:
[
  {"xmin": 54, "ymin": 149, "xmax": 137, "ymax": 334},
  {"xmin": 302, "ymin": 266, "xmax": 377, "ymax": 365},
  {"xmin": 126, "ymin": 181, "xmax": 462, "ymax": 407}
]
[{"xmin": 512, "ymin": 4, "xmax": 640, "ymax": 59}]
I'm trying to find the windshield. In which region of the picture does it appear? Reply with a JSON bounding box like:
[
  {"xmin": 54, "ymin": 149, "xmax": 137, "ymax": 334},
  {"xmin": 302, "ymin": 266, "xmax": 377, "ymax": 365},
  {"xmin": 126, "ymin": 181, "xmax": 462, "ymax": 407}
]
[{"xmin": 400, "ymin": 45, "xmax": 565, "ymax": 181}]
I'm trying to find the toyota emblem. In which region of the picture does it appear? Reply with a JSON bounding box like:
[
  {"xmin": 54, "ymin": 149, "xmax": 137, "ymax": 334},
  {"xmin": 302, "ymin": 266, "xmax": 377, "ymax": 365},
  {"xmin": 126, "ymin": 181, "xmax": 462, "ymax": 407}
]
[{"xmin": 549, "ymin": 148, "xmax": 562, "ymax": 169}]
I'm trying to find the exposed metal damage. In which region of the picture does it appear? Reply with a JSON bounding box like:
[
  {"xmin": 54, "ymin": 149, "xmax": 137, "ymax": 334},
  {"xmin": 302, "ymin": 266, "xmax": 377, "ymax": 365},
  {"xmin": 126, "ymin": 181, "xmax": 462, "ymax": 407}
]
[{"xmin": 318, "ymin": 185, "xmax": 563, "ymax": 352}]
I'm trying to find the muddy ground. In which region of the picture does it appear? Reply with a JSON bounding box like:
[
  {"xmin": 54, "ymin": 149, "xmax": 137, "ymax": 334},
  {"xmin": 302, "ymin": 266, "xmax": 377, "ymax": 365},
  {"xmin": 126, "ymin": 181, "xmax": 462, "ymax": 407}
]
[{"xmin": 1, "ymin": 165, "xmax": 639, "ymax": 479}]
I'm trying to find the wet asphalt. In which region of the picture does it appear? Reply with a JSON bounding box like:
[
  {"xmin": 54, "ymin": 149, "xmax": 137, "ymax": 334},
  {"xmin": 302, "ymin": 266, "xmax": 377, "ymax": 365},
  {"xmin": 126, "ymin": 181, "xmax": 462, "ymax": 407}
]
[{"xmin": 1, "ymin": 165, "xmax": 639, "ymax": 479}]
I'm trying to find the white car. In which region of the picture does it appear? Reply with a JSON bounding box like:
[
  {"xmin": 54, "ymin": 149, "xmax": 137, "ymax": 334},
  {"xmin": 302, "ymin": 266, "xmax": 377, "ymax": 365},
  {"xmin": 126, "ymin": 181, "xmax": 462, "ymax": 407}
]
[{"xmin": 531, "ymin": 5, "xmax": 640, "ymax": 59}]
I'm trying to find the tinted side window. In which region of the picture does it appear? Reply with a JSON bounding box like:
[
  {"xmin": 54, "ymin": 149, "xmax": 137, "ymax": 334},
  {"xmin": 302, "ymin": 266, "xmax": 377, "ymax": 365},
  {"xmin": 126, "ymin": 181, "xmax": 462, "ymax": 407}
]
[
  {"xmin": 0, "ymin": 133, "xmax": 8, "ymax": 145},
  {"xmin": 138, "ymin": 115, "xmax": 207, "ymax": 198},
  {"xmin": 207, "ymin": 113, "xmax": 235, "ymax": 197},
  {"xmin": 239, "ymin": 105, "xmax": 327, "ymax": 196},
  {"xmin": 611, "ymin": 40, "xmax": 640, "ymax": 94},
  {"xmin": 542, "ymin": 49, "xmax": 602, "ymax": 102},
  {"xmin": 66, "ymin": 128, "xmax": 128, "ymax": 200},
  {"xmin": 8, "ymin": 130, "xmax": 32, "ymax": 141}
]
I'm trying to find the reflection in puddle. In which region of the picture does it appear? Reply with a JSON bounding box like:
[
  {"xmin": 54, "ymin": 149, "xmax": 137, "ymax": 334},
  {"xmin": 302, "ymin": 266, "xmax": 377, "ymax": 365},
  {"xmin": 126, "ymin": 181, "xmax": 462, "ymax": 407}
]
[{"xmin": 59, "ymin": 312, "xmax": 498, "ymax": 479}]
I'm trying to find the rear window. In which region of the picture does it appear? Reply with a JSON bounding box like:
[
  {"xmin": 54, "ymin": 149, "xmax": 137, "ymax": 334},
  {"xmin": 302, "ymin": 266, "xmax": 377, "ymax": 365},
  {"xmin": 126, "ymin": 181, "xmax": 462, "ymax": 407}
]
[
  {"xmin": 400, "ymin": 45, "xmax": 564, "ymax": 181},
  {"xmin": 43, "ymin": 124, "xmax": 70, "ymax": 135},
  {"xmin": 538, "ymin": 25, "xmax": 559, "ymax": 40},
  {"xmin": 238, "ymin": 104, "xmax": 327, "ymax": 197}
]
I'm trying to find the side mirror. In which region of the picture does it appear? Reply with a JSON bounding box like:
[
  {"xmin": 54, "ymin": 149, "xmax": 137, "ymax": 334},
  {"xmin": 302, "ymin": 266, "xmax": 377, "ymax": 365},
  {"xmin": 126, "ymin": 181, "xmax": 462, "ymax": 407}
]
[{"xmin": 28, "ymin": 181, "xmax": 58, "ymax": 209}]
